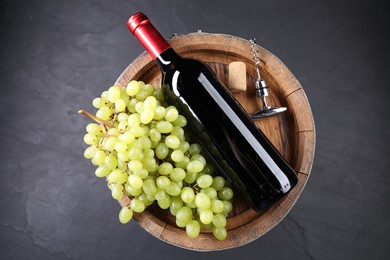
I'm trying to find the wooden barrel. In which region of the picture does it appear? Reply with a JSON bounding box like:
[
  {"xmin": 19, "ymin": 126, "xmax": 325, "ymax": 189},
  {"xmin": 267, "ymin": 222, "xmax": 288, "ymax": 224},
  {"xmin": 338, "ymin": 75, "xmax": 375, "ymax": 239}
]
[{"xmin": 115, "ymin": 33, "xmax": 315, "ymax": 251}]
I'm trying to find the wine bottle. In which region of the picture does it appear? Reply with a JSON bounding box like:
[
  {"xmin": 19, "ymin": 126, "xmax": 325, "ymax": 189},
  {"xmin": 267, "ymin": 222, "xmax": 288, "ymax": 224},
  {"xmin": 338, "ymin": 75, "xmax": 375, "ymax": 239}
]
[{"xmin": 127, "ymin": 12, "xmax": 298, "ymax": 211}]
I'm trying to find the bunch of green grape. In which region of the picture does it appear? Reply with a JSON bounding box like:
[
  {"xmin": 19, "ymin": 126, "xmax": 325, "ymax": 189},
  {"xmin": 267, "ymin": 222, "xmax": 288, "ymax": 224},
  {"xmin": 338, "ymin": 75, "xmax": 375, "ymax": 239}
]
[{"xmin": 82, "ymin": 80, "xmax": 234, "ymax": 240}]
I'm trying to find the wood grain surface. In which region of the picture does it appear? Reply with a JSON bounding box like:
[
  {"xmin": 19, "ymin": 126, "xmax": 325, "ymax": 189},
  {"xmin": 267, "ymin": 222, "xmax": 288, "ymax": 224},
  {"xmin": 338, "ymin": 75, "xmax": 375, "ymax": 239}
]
[{"xmin": 115, "ymin": 33, "xmax": 315, "ymax": 251}]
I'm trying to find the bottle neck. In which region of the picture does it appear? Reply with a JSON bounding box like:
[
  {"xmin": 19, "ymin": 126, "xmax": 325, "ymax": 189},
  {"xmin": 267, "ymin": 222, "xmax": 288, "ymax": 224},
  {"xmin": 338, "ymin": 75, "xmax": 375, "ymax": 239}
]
[
  {"xmin": 155, "ymin": 48, "xmax": 182, "ymax": 72},
  {"xmin": 127, "ymin": 12, "xmax": 171, "ymax": 60}
]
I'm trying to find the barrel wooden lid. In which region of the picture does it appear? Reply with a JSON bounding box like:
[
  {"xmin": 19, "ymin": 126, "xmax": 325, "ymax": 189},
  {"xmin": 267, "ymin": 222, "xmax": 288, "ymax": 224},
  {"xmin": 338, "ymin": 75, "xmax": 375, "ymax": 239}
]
[{"xmin": 115, "ymin": 33, "xmax": 315, "ymax": 251}]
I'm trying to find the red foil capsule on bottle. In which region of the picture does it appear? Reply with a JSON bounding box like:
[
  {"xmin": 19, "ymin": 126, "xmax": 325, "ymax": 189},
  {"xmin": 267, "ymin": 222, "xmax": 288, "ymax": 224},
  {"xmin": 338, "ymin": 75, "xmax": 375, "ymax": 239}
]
[{"xmin": 127, "ymin": 12, "xmax": 170, "ymax": 60}]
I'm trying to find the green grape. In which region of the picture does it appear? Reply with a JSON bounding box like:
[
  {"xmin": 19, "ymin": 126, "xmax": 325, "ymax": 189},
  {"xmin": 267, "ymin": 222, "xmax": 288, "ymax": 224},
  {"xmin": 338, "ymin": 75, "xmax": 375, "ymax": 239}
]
[
  {"xmin": 184, "ymin": 171, "xmax": 198, "ymax": 184},
  {"xmin": 117, "ymin": 112, "xmax": 129, "ymax": 122},
  {"xmin": 185, "ymin": 200, "xmax": 197, "ymax": 209},
  {"xmin": 128, "ymin": 174, "xmax": 143, "ymax": 189},
  {"xmin": 140, "ymin": 110, "xmax": 154, "ymax": 124},
  {"xmin": 177, "ymin": 141, "xmax": 190, "ymax": 153},
  {"xmin": 186, "ymin": 220, "xmax": 200, "ymax": 238},
  {"xmin": 180, "ymin": 187, "xmax": 195, "ymax": 203},
  {"xmin": 93, "ymin": 150, "xmax": 106, "ymax": 165},
  {"xmin": 165, "ymin": 106, "xmax": 179, "ymax": 122},
  {"xmin": 130, "ymin": 139, "xmax": 143, "ymax": 149},
  {"xmin": 95, "ymin": 165, "xmax": 110, "ymax": 178},
  {"xmin": 173, "ymin": 115, "xmax": 187, "ymax": 127},
  {"xmin": 117, "ymin": 160, "xmax": 126, "ymax": 171},
  {"xmin": 153, "ymin": 88, "xmax": 163, "ymax": 101},
  {"xmin": 212, "ymin": 213, "xmax": 227, "ymax": 228},
  {"xmin": 189, "ymin": 143, "xmax": 202, "ymax": 155},
  {"xmin": 107, "ymin": 169, "xmax": 126, "ymax": 184},
  {"xmin": 114, "ymin": 141, "xmax": 127, "ymax": 153},
  {"xmin": 187, "ymin": 160, "xmax": 204, "ymax": 174},
  {"xmin": 218, "ymin": 187, "xmax": 234, "ymax": 201},
  {"xmin": 157, "ymin": 196, "xmax": 171, "ymax": 209},
  {"xmin": 200, "ymin": 187, "xmax": 217, "ymax": 200},
  {"xmin": 120, "ymin": 94, "xmax": 129, "ymax": 107},
  {"xmin": 142, "ymin": 157, "xmax": 158, "ymax": 172},
  {"xmin": 143, "ymin": 96, "xmax": 157, "ymax": 111},
  {"xmin": 96, "ymin": 106, "xmax": 112, "ymax": 120},
  {"xmin": 128, "ymin": 113, "xmax": 140, "ymax": 127},
  {"xmin": 158, "ymin": 162, "xmax": 173, "ymax": 175},
  {"xmin": 196, "ymin": 174, "xmax": 213, "ymax": 188},
  {"xmin": 176, "ymin": 206, "xmax": 192, "ymax": 223},
  {"xmin": 169, "ymin": 196, "xmax": 183, "ymax": 215},
  {"xmin": 171, "ymin": 126, "xmax": 184, "ymax": 139},
  {"xmin": 130, "ymin": 126, "xmax": 145, "ymax": 137},
  {"xmin": 195, "ymin": 192, "xmax": 211, "ymax": 210},
  {"xmin": 171, "ymin": 150, "xmax": 184, "ymax": 162},
  {"xmin": 191, "ymin": 154, "xmax": 206, "ymax": 166},
  {"xmin": 128, "ymin": 147, "xmax": 143, "ymax": 160},
  {"xmin": 142, "ymin": 125, "xmax": 150, "ymax": 136},
  {"xmin": 210, "ymin": 199, "xmax": 225, "ymax": 213},
  {"xmin": 211, "ymin": 176, "xmax": 225, "ymax": 191},
  {"xmin": 108, "ymin": 85, "xmax": 121, "ymax": 103},
  {"xmin": 223, "ymin": 201, "xmax": 233, "ymax": 216},
  {"xmin": 156, "ymin": 176, "xmax": 171, "ymax": 190},
  {"xmin": 128, "ymin": 160, "xmax": 143, "ymax": 172},
  {"xmin": 176, "ymin": 218, "xmax": 187, "ymax": 228},
  {"xmin": 86, "ymin": 123, "xmax": 102, "ymax": 135},
  {"xmin": 127, "ymin": 98, "xmax": 138, "ymax": 113},
  {"xmin": 117, "ymin": 121, "xmax": 128, "ymax": 132},
  {"xmin": 166, "ymin": 182, "xmax": 181, "ymax": 196},
  {"xmin": 134, "ymin": 169, "xmax": 149, "ymax": 179},
  {"xmin": 155, "ymin": 143, "xmax": 169, "ymax": 160},
  {"xmin": 149, "ymin": 128, "xmax": 161, "ymax": 142},
  {"xmin": 115, "ymin": 98, "xmax": 126, "ymax": 112},
  {"xmin": 136, "ymin": 90, "xmax": 149, "ymax": 101},
  {"xmin": 139, "ymin": 136, "xmax": 152, "ymax": 150},
  {"xmin": 119, "ymin": 131, "xmax": 135, "ymax": 144},
  {"xmin": 143, "ymin": 84, "xmax": 155, "ymax": 96},
  {"xmin": 199, "ymin": 209, "xmax": 213, "ymax": 224},
  {"xmin": 104, "ymin": 154, "xmax": 118, "ymax": 170},
  {"xmin": 175, "ymin": 156, "xmax": 190, "ymax": 169},
  {"xmin": 130, "ymin": 199, "xmax": 146, "ymax": 213},
  {"xmin": 155, "ymin": 188, "xmax": 168, "ymax": 201},
  {"xmin": 212, "ymin": 227, "xmax": 227, "ymax": 240},
  {"xmin": 103, "ymin": 136, "xmax": 118, "ymax": 151},
  {"xmin": 107, "ymin": 128, "xmax": 119, "ymax": 136},
  {"xmin": 118, "ymin": 172, "xmax": 128, "ymax": 184},
  {"xmin": 165, "ymin": 135, "xmax": 180, "ymax": 149},
  {"xmin": 92, "ymin": 97, "xmax": 103, "ymax": 108},
  {"xmin": 170, "ymin": 168, "xmax": 186, "ymax": 182},
  {"xmin": 83, "ymin": 133, "xmax": 97, "ymax": 145},
  {"xmin": 111, "ymin": 183, "xmax": 124, "ymax": 200},
  {"xmin": 84, "ymin": 145, "xmax": 98, "ymax": 159},
  {"xmin": 125, "ymin": 184, "xmax": 142, "ymax": 196},
  {"xmin": 153, "ymin": 106, "xmax": 166, "ymax": 120},
  {"xmin": 156, "ymin": 121, "xmax": 173, "ymax": 133},
  {"xmin": 126, "ymin": 80, "xmax": 140, "ymax": 96},
  {"xmin": 138, "ymin": 193, "xmax": 153, "ymax": 206},
  {"xmin": 142, "ymin": 178, "xmax": 157, "ymax": 196},
  {"xmin": 143, "ymin": 148, "xmax": 154, "ymax": 159},
  {"xmin": 119, "ymin": 207, "xmax": 133, "ymax": 224}
]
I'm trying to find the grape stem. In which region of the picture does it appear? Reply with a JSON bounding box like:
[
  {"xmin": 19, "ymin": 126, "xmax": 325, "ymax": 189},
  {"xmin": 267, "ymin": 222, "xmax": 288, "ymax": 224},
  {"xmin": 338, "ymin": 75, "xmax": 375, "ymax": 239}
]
[{"xmin": 78, "ymin": 109, "xmax": 114, "ymax": 128}]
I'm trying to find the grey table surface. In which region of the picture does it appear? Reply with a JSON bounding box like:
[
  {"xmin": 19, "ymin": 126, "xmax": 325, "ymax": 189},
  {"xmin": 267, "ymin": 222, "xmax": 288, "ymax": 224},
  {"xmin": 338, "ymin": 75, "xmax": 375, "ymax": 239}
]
[{"xmin": 1, "ymin": 0, "xmax": 389, "ymax": 259}]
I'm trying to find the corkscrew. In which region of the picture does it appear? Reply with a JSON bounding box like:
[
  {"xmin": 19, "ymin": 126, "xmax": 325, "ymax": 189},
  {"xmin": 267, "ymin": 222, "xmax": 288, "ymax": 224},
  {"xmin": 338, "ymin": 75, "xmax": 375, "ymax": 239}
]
[{"xmin": 249, "ymin": 38, "xmax": 286, "ymax": 119}]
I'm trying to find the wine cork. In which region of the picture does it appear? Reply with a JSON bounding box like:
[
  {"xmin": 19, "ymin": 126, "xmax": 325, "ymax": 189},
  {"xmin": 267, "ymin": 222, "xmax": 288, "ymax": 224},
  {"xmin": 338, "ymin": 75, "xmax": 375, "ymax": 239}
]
[{"xmin": 228, "ymin": 61, "xmax": 247, "ymax": 92}]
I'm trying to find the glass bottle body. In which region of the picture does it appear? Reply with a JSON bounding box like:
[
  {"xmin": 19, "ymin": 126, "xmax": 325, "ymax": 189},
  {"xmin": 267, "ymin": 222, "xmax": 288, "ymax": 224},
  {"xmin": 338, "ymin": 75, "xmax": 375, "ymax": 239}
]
[{"xmin": 156, "ymin": 49, "xmax": 298, "ymax": 211}]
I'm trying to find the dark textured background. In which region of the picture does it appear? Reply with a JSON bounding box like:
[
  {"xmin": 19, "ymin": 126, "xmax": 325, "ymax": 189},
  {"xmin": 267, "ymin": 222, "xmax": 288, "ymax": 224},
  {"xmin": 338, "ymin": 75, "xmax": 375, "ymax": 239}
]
[{"xmin": 1, "ymin": 0, "xmax": 389, "ymax": 259}]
